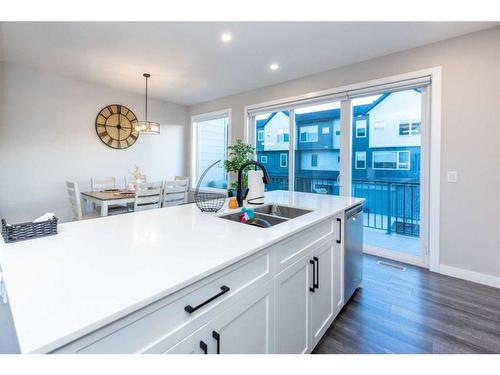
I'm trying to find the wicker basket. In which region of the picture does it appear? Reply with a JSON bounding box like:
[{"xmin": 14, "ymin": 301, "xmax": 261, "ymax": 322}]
[
  {"xmin": 1, "ymin": 216, "xmax": 58, "ymax": 243},
  {"xmin": 194, "ymin": 160, "xmax": 227, "ymax": 213}
]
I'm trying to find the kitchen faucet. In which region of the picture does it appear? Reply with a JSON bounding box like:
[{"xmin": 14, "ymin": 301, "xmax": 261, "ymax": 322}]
[{"xmin": 236, "ymin": 160, "xmax": 271, "ymax": 208}]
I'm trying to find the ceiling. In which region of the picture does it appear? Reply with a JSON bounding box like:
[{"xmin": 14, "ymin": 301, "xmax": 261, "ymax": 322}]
[{"xmin": 0, "ymin": 22, "xmax": 497, "ymax": 105}]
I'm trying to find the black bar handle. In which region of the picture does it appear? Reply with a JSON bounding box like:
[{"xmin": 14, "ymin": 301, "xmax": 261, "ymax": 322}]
[
  {"xmin": 309, "ymin": 259, "xmax": 316, "ymax": 292},
  {"xmin": 336, "ymin": 218, "xmax": 342, "ymax": 244},
  {"xmin": 184, "ymin": 286, "xmax": 230, "ymax": 314},
  {"xmin": 313, "ymin": 256, "xmax": 319, "ymax": 289},
  {"xmin": 200, "ymin": 340, "xmax": 208, "ymax": 354},
  {"xmin": 212, "ymin": 330, "xmax": 220, "ymax": 354}
]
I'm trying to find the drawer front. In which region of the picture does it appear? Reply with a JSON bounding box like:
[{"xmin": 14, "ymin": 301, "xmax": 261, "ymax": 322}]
[
  {"xmin": 275, "ymin": 220, "xmax": 334, "ymax": 272},
  {"xmin": 53, "ymin": 250, "xmax": 273, "ymax": 354}
]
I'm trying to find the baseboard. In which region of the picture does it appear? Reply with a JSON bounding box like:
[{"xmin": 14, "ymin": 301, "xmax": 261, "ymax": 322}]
[{"xmin": 438, "ymin": 264, "xmax": 500, "ymax": 289}]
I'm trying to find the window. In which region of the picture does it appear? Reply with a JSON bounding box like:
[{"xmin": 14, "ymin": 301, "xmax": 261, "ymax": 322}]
[
  {"xmin": 322, "ymin": 127, "xmax": 330, "ymax": 134},
  {"xmin": 399, "ymin": 119, "xmax": 421, "ymax": 135},
  {"xmin": 277, "ymin": 128, "xmax": 289, "ymax": 143},
  {"xmin": 355, "ymin": 152, "xmax": 366, "ymax": 169},
  {"xmin": 373, "ymin": 121, "xmax": 385, "ymax": 131},
  {"xmin": 372, "ymin": 151, "xmax": 410, "ymax": 170},
  {"xmin": 355, "ymin": 119, "xmax": 367, "ymax": 138},
  {"xmin": 335, "ymin": 130, "xmax": 341, "ymax": 136},
  {"xmin": 257, "ymin": 130, "xmax": 264, "ymax": 142},
  {"xmin": 311, "ymin": 154, "xmax": 318, "ymax": 167},
  {"xmin": 260, "ymin": 155, "xmax": 268, "ymax": 164},
  {"xmin": 192, "ymin": 111, "xmax": 230, "ymax": 190},
  {"xmin": 299, "ymin": 125, "xmax": 318, "ymax": 143},
  {"xmin": 280, "ymin": 153, "xmax": 288, "ymax": 167}
]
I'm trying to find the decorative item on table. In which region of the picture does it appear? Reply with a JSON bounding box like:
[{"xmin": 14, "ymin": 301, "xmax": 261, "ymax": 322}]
[
  {"xmin": 239, "ymin": 208, "xmax": 255, "ymax": 223},
  {"xmin": 194, "ymin": 160, "xmax": 227, "ymax": 212},
  {"xmin": 128, "ymin": 165, "xmax": 146, "ymax": 190},
  {"xmin": 1, "ymin": 213, "xmax": 58, "ymax": 243}
]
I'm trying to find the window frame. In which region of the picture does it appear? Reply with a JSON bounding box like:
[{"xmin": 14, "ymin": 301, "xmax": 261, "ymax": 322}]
[
  {"xmin": 311, "ymin": 153, "xmax": 318, "ymax": 167},
  {"xmin": 257, "ymin": 129, "xmax": 264, "ymax": 142},
  {"xmin": 260, "ymin": 155, "xmax": 268, "ymax": 164},
  {"xmin": 190, "ymin": 109, "xmax": 231, "ymax": 191},
  {"xmin": 280, "ymin": 153, "xmax": 288, "ymax": 168},
  {"xmin": 372, "ymin": 150, "xmax": 411, "ymax": 170},
  {"xmin": 399, "ymin": 119, "xmax": 421, "ymax": 136},
  {"xmin": 355, "ymin": 118, "xmax": 367, "ymax": 138},
  {"xmin": 299, "ymin": 125, "xmax": 319, "ymax": 143},
  {"xmin": 355, "ymin": 151, "xmax": 366, "ymax": 169}
]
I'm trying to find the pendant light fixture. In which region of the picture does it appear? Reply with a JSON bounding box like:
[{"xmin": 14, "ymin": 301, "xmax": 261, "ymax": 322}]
[{"xmin": 135, "ymin": 73, "xmax": 160, "ymax": 135}]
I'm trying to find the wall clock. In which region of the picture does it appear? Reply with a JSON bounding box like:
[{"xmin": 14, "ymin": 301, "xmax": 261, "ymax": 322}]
[{"xmin": 95, "ymin": 104, "xmax": 139, "ymax": 149}]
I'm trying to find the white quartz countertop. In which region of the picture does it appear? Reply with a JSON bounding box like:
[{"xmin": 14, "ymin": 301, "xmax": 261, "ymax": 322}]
[{"xmin": 0, "ymin": 191, "xmax": 363, "ymax": 353}]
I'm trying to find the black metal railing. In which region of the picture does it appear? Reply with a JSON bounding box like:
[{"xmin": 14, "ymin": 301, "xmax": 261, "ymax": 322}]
[{"xmin": 264, "ymin": 176, "xmax": 420, "ymax": 237}]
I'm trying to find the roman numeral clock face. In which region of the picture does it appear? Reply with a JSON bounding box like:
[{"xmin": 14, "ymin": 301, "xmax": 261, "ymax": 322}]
[{"xmin": 95, "ymin": 105, "xmax": 139, "ymax": 149}]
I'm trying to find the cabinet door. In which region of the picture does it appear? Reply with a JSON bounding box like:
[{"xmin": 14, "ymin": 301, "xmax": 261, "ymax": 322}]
[
  {"xmin": 309, "ymin": 239, "xmax": 336, "ymax": 349},
  {"xmin": 163, "ymin": 325, "xmax": 209, "ymax": 354},
  {"xmin": 274, "ymin": 255, "xmax": 312, "ymax": 354},
  {"xmin": 207, "ymin": 282, "xmax": 274, "ymax": 354}
]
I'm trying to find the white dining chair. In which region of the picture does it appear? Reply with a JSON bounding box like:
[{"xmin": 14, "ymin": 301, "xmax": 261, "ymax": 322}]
[
  {"xmin": 133, "ymin": 181, "xmax": 163, "ymax": 212},
  {"xmin": 66, "ymin": 181, "xmax": 100, "ymax": 221},
  {"xmin": 163, "ymin": 179, "xmax": 189, "ymax": 207},
  {"xmin": 91, "ymin": 176, "xmax": 116, "ymax": 192}
]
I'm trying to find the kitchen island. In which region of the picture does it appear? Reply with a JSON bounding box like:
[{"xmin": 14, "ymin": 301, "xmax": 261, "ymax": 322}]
[{"xmin": 0, "ymin": 191, "xmax": 363, "ymax": 354}]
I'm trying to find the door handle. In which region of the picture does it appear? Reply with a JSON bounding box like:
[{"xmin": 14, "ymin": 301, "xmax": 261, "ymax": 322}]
[
  {"xmin": 336, "ymin": 218, "xmax": 342, "ymax": 244},
  {"xmin": 184, "ymin": 286, "xmax": 230, "ymax": 314},
  {"xmin": 200, "ymin": 340, "xmax": 208, "ymax": 354},
  {"xmin": 309, "ymin": 259, "xmax": 316, "ymax": 293},
  {"xmin": 212, "ymin": 330, "xmax": 220, "ymax": 354},
  {"xmin": 313, "ymin": 257, "xmax": 319, "ymax": 289}
]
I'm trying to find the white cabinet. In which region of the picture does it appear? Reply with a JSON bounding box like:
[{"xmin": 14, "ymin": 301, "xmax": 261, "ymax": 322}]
[
  {"xmin": 274, "ymin": 254, "xmax": 311, "ymax": 354},
  {"xmin": 163, "ymin": 326, "xmax": 209, "ymax": 354},
  {"xmin": 207, "ymin": 281, "xmax": 274, "ymax": 354}
]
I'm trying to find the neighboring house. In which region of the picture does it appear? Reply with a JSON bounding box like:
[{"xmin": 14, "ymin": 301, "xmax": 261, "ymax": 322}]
[{"xmin": 256, "ymin": 90, "xmax": 422, "ymax": 195}]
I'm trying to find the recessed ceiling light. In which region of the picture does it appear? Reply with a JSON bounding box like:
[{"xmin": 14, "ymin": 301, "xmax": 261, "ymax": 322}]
[
  {"xmin": 221, "ymin": 33, "xmax": 232, "ymax": 42},
  {"xmin": 270, "ymin": 63, "xmax": 280, "ymax": 71}
]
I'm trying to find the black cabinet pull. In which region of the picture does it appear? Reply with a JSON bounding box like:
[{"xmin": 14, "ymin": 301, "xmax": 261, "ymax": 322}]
[
  {"xmin": 336, "ymin": 218, "xmax": 342, "ymax": 244},
  {"xmin": 184, "ymin": 286, "xmax": 230, "ymax": 314},
  {"xmin": 200, "ymin": 340, "xmax": 208, "ymax": 354},
  {"xmin": 212, "ymin": 330, "xmax": 220, "ymax": 354},
  {"xmin": 313, "ymin": 256, "xmax": 319, "ymax": 289},
  {"xmin": 309, "ymin": 259, "xmax": 316, "ymax": 292}
]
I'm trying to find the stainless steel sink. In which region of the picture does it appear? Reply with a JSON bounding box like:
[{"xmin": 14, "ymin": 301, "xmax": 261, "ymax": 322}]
[
  {"xmin": 218, "ymin": 212, "xmax": 288, "ymax": 227},
  {"xmin": 218, "ymin": 204, "xmax": 312, "ymax": 228},
  {"xmin": 253, "ymin": 204, "xmax": 312, "ymax": 219}
]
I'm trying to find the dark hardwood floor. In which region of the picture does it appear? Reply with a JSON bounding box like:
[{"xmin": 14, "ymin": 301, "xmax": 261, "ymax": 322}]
[{"xmin": 313, "ymin": 254, "xmax": 500, "ymax": 354}]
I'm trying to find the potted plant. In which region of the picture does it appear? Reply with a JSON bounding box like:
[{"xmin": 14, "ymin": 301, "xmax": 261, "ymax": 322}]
[{"xmin": 224, "ymin": 139, "xmax": 255, "ymax": 197}]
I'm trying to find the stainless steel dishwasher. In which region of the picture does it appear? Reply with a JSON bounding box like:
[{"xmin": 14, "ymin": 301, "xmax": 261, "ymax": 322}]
[{"xmin": 344, "ymin": 204, "xmax": 363, "ymax": 303}]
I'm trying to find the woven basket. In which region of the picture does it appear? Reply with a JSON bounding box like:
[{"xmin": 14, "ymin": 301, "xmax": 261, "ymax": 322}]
[{"xmin": 1, "ymin": 217, "xmax": 58, "ymax": 243}]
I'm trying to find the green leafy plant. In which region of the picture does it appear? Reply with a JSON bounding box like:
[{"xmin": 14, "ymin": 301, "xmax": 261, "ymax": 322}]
[{"xmin": 224, "ymin": 139, "xmax": 255, "ymax": 190}]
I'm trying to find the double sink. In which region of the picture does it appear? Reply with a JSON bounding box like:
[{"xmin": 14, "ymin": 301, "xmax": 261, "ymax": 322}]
[{"xmin": 218, "ymin": 204, "xmax": 313, "ymax": 228}]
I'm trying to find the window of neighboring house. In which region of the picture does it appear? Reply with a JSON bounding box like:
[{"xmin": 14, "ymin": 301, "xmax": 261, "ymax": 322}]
[
  {"xmin": 299, "ymin": 125, "xmax": 318, "ymax": 142},
  {"xmin": 372, "ymin": 151, "xmax": 410, "ymax": 170},
  {"xmin": 373, "ymin": 121, "xmax": 385, "ymax": 131},
  {"xmin": 322, "ymin": 127, "xmax": 330, "ymax": 134},
  {"xmin": 280, "ymin": 153, "xmax": 288, "ymax": 167},
  {"xmin": 260, "ymin": 155, "xmax": 268, "ymax": 164},
  {"xmin": 311, "ymin": 154, "xmax": 318, "ymax": 167},
  {"xmin": 335, "ymin": 130, "xmax": 341, "ymax": 136},
  {"xmin": 277, "ymin": 128, "xmax": 290, "ymax": 143},
  {"xmin": 399, "ymin": 119, "xmax": 421, "ymax": 135},
  {"xmin": 192, "ymin": 111, "xmax": 230, "ymax": 190},
  {"xmin": 355, "ymin": 152, "xmax": 366, "ymax": 169},
  {"xmin": 257, "ymin": 130, "xmax": 264, "ymax": 142},
  {"xmin": 355, "ymin": 119, "xmax": 367, "ymax": 138}
]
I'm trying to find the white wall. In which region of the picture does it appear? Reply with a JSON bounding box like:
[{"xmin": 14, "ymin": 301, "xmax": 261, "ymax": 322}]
[
  {"xmin": 188, "ymin": 27, "xmax": 500, "ymax": 282},
  {"xmin": 0, "ymin": 62, "xmax": 188, "ymax": 222}
]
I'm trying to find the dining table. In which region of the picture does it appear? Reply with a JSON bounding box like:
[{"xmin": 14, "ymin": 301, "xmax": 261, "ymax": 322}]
[{"xmin": 80, "ymin": 189, "xmax": 136, "ymax": 217}]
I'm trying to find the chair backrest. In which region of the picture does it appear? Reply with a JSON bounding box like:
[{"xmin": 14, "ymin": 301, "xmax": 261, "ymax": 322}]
[
  {"xmin": 66, "ymin": 181, "xmax": 83, "ymax": 221},
  {"xmin": 134, "ymin": 181, "xmax": 163, "ymax": 212},
  {"xmin": 91, "ymin": 176, "xmax": 116, "ymax": 192},
  {"xmin": 163, "ymin": 179, "xmax": 189, "ymax": 207}
]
